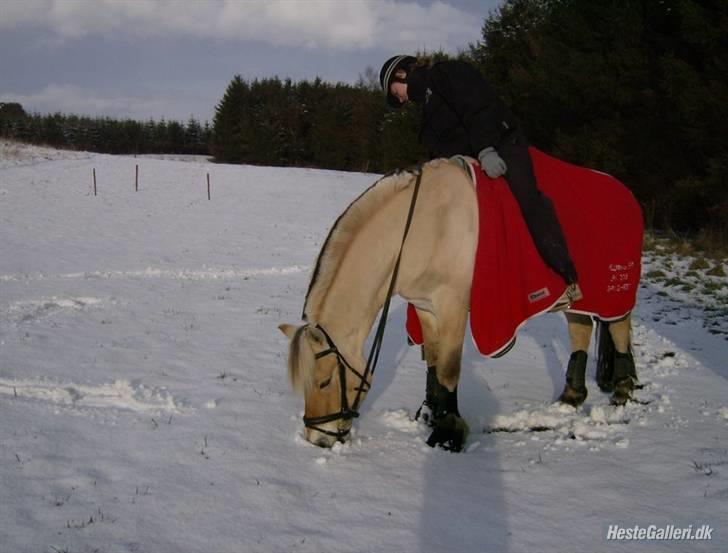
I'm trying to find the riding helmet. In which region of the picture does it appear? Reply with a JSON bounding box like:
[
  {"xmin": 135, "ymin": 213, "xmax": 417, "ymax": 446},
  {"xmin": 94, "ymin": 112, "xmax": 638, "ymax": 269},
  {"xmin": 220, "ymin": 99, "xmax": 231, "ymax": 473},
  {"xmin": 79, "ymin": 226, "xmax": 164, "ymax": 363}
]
[{"xmin": 379, "ymin": 55, "xmax": 416, "ymax": 108}]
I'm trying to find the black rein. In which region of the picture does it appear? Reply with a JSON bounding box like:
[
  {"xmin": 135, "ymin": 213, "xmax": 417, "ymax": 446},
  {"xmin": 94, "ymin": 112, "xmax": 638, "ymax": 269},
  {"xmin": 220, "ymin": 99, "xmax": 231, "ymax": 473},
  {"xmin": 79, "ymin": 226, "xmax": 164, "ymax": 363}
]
[{"xmin": 303, "ymin": 166, "xmax": 424, "ymax": 440}]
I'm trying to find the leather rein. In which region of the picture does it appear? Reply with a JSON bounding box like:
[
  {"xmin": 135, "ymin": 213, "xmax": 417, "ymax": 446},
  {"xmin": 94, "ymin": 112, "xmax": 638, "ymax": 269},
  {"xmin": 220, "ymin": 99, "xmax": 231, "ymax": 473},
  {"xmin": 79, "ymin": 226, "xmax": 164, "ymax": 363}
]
[{"xmin": 303, "ymin": 166, "xmax": 424, "ymax": 440}]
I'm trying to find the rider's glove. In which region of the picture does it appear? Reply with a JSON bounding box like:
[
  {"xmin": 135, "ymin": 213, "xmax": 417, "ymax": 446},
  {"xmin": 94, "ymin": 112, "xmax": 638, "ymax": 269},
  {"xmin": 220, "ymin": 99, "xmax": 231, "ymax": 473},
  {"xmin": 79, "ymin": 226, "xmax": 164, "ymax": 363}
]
[{"xmin": 478, "ymin": 147, "xmax": 507, "ymax": 178}]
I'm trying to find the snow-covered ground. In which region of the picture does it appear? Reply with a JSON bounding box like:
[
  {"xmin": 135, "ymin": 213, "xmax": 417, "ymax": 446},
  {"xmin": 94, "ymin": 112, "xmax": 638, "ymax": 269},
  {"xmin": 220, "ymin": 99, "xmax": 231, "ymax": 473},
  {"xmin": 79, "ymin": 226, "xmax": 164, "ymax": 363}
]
[{"xmin": 1, "ymin": 141, "xmax": 726, "ymax": 553}]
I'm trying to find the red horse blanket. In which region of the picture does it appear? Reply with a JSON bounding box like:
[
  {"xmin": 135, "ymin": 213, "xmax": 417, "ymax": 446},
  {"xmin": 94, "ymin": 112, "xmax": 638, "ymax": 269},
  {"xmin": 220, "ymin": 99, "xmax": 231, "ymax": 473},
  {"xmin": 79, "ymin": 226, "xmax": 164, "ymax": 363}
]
[{"xmin": 406, "ymin": 147, "xmax": 643, "ymax": 357}]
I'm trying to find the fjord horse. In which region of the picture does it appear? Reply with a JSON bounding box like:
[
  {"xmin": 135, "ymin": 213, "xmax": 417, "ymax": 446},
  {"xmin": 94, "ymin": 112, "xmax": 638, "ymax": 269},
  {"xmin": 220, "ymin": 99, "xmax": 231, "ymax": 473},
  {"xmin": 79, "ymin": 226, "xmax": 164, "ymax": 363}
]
[{"xmin": 279, "ymin": 157, "xmax": 638, "ymax": 450}]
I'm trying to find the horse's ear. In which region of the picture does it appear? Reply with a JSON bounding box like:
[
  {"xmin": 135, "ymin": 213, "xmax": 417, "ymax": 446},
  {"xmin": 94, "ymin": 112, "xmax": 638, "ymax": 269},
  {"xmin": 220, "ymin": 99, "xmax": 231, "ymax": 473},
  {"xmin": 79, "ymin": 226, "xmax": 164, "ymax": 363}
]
[
  {"xmin": 278, "ymin": 323, "xmax": 298, "ymax": 339},
  {"xmin": 305, "ymin": 325, "xmax": 326, "ymax": 346}
]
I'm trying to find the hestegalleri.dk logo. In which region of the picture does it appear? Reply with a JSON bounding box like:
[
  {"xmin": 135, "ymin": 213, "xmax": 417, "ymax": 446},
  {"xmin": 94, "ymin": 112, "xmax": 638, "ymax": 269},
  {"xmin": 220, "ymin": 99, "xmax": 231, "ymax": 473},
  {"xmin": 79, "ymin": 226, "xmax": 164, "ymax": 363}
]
[{"xmin": 605, "ymin": 524, "xmax": 714, "ymax": 541}]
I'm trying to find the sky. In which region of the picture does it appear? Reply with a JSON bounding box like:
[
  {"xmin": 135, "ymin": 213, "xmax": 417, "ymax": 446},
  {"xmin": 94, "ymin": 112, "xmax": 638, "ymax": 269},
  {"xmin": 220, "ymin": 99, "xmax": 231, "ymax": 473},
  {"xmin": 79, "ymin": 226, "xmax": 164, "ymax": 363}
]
[{"xmin": 0, "ymin": 0, "xmax": 501, "ymax": 124}]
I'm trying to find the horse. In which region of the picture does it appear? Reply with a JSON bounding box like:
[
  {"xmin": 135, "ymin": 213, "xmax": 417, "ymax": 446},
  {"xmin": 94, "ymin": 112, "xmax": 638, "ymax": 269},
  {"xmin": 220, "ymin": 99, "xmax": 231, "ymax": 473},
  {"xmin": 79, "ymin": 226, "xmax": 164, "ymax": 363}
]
[{"xmin": 279, "ymin": 157, "xmax": 639, "ymax": 451}]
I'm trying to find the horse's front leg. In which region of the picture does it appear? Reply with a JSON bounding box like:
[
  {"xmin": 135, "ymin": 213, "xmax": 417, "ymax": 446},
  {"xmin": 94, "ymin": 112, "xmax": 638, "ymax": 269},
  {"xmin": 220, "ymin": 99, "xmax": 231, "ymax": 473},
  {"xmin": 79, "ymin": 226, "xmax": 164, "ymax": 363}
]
[
  {"xmin": 412, "ymin": 307, "xmax": 439, "ymax": 426},
  {"xmin": 425, "ymin": 297, "xmax": 469, "ymax": 452}
]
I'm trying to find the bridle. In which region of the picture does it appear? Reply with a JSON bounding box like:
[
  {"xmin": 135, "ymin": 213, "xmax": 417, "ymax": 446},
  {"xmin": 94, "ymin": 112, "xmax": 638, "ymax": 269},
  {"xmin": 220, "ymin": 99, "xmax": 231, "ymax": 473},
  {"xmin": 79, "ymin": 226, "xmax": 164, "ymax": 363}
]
[
  {"xmin": 301, "ymin": 166, "xmax": 423, "ymax": 441},
  {"xmin": 301, "ymin": 324, "xmax": 371, "ymax": 440}
]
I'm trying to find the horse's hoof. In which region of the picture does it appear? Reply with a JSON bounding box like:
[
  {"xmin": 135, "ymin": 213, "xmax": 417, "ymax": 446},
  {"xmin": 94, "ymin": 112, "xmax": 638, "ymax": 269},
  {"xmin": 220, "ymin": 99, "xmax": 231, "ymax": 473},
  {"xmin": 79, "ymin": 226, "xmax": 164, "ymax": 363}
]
[
  {"xmin": 414, "ymin": 403, "xmax": 436, "ymax": 428},
  {"xmin": 426, "ymin": 414, "xmax": 469, "ymax": 452},
  {"xmin": 610, "ymin": 377, "xmax": 634, "ymax": 406},
  {"xmin": 426, "ymin": 427, "xmax": 465, "ymax": 452},
  {"xmin": 558, "ymin": 384, "xmax": 588, "ymax": 407}
]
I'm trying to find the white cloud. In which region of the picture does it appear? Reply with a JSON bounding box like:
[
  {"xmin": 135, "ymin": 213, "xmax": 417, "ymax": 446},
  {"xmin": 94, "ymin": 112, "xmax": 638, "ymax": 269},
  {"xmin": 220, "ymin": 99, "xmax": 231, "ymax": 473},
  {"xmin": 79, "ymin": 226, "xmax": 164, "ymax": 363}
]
[
  {"xmin": 0, "ymin": 84, "xmax": 210, "ymax": 121},
  {"xmin": 1, "ymin": 0, "xmax": 481, "ymax": 53}
]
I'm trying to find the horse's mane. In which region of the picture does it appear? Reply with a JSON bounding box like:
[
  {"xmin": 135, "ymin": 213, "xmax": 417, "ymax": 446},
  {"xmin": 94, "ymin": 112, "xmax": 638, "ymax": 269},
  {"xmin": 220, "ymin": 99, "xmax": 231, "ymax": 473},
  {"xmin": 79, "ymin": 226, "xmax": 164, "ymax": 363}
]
[
  {"xmin": 302, "ymin": 167, "xmax": 419, "ymax": 321},
  {"xmin": 287, "ymin": 325, "xmax": 315, "ymax": 393}
]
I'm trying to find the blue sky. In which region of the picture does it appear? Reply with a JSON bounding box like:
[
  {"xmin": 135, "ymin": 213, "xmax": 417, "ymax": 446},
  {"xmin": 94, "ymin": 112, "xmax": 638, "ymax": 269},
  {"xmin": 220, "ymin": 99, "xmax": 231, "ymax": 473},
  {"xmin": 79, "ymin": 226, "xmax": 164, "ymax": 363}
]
[{"xmin": 0, "ymin": 0, "xmax": 501, "ymax": 123}]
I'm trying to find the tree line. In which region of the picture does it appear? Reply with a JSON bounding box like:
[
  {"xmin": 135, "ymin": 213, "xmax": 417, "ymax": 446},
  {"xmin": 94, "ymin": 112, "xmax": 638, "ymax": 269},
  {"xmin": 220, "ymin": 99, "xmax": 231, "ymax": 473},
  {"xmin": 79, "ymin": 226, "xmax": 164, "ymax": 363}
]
[
  {"xmin": 470, "ymin": 0, "xmax": 727, "ymax": 242},
  {"xmin": 0, "ymin": 103, "xmax": 210, "ymax": 155},
  {"xmin": 1, "ymin": 0, "xmax": 725, "ymax": 241},
  {"xmin": 208, "ymin": 75, "xmax": 429, "ymax": 173}
]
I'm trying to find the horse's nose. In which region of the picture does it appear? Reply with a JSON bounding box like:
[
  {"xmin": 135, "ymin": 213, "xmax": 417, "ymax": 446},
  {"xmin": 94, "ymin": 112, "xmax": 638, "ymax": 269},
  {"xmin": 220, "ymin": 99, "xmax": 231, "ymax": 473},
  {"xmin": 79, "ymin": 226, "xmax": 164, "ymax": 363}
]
[
  {"xmin": 305, "ymin": 428, "xmax": 337, "ymax": 448},
  {"xmin": 315, "ymin": 436, "xmax": 335, "ymax": 448}
]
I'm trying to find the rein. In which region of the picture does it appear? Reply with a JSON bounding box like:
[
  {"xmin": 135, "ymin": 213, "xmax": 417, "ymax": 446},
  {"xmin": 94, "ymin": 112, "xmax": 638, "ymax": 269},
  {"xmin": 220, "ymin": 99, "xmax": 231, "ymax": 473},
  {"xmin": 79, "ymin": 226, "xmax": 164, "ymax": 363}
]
[{"xmin": 303, "ymin": 166, "xmax": 424, "ymax": 440}]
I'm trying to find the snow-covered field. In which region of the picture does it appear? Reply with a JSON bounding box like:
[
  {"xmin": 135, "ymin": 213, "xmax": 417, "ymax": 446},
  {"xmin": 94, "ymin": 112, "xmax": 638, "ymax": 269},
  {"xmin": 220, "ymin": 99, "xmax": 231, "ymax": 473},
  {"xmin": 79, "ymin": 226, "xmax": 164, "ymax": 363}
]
[{"xmin": 1, "ymin": 141, "xmax": 726, "ymax": 553}]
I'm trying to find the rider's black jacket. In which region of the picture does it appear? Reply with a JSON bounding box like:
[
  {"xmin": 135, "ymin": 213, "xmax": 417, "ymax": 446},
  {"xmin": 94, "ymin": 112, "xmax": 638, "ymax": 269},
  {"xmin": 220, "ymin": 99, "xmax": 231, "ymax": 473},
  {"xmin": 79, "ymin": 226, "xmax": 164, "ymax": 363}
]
[
  {"xmin": 406, "ymin": 60, "xmax": 578, "ymax": 284},
  {"xmin": 406, "ymin": 60, "xmax": 520, "ymax": 158}
]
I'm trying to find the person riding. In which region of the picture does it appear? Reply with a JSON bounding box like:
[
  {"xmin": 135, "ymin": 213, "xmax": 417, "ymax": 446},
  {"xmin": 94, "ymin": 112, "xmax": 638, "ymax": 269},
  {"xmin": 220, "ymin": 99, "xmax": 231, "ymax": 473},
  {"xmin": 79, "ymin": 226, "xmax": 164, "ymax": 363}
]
[{"xmin": 379, "ymin": 55, "xmax": 581, "ymax": 308}]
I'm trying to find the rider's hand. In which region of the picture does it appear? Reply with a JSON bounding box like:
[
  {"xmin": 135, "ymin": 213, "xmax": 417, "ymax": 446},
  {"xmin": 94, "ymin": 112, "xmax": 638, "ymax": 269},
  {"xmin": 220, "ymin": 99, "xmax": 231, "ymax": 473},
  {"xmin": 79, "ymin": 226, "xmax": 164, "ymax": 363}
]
[{"xmin": 478, "ymin": 147, "xmax": 507, "ymax": 178}]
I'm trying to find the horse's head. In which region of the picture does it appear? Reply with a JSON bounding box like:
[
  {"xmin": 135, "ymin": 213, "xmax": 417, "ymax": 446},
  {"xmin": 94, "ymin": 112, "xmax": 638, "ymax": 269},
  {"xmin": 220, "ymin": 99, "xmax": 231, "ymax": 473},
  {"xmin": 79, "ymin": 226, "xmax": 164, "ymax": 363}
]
[{"xmin": 279, "ymin": 323, "xmax": 370, "ymax": 448}]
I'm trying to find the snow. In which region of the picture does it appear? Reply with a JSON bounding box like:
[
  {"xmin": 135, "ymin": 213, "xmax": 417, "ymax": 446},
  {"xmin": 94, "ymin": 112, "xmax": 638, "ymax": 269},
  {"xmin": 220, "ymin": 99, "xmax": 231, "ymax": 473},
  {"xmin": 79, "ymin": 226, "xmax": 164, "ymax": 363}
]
[{"xmin": 1, "ymin": 141, "xmax": 726, "ymax": 552}]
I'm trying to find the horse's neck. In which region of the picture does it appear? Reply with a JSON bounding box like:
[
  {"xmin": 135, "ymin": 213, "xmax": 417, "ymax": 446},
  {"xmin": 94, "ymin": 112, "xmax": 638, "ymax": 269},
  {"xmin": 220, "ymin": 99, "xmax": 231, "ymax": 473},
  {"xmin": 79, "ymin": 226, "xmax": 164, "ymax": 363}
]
[
  {"xmin": 312, "ymin": 191, "xmax": 411, "ymax": 361},
  {"xmin": 315, "ymin": 281, "xmax": 386, "ymax": 359}
]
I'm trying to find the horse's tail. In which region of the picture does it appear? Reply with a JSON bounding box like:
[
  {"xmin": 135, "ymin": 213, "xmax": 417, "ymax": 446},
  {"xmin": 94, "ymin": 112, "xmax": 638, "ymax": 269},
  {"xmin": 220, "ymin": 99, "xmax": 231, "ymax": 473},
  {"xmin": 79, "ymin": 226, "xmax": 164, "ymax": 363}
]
[
  {"xmin": 594, "ymin": 319, "xmax": 616, "ymax": 392},
  {"xmin": 595, "ymin": 318, "xmax": 636, "ymax": 392}
]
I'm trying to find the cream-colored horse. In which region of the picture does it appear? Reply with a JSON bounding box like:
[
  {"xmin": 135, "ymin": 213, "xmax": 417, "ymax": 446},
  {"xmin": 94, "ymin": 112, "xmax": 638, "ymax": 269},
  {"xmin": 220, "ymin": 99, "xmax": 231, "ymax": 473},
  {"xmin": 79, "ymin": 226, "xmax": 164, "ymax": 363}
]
[{"xmin": 279, "ymin": 159, "xmax": 637, "ymax": 450}]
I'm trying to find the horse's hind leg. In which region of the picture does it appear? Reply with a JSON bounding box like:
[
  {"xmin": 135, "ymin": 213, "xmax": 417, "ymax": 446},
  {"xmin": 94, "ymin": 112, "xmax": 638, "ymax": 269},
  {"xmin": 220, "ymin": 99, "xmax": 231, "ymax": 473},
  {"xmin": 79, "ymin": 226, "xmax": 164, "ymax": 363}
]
[
  {"xmin": 595, "ymin": 314, "xmax": 637, "ymax": 404},
  {"xmin": 558, "ymin": 312, "xmax": 593, "ymax": 407},
  {"xmin": 607, "ymin": 315, "xmax": 637, "ymax": 405}
]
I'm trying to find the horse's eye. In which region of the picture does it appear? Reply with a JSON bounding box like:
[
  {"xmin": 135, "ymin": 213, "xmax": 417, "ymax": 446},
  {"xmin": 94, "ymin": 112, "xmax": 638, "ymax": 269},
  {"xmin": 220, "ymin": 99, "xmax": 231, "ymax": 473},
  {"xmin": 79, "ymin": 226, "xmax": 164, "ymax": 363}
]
[{"xmin": 319, "ymin": 377, "xmax": 332, "ymax": 390}]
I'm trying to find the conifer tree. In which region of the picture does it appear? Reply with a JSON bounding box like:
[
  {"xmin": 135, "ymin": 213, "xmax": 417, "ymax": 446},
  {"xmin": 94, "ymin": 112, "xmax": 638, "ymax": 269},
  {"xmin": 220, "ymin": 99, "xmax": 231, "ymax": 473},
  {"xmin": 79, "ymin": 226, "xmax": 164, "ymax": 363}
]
[{"xmin": 211, "ymin": 75, "xmax": 250, "ymax": 163}]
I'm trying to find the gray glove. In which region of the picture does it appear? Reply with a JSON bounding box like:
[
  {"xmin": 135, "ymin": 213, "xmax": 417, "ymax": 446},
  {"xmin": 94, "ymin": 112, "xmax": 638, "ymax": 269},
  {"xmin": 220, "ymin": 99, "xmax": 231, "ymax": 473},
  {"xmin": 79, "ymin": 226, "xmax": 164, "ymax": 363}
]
[{"xmin": 478, "ymin": 147, "xmax": 507, "ymax": 178}]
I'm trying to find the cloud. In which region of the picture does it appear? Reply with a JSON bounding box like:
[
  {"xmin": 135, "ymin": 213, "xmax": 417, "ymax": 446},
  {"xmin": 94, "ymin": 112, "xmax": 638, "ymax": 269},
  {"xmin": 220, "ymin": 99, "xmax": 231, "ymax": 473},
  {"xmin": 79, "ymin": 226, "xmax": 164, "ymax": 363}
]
[
  {"xmin": 0, "ymin": 84, "xmax": 209, "ymax": 121},
  {"xmin": 1, "ymin": 0, "xmax": 481, "ymax": 53}
]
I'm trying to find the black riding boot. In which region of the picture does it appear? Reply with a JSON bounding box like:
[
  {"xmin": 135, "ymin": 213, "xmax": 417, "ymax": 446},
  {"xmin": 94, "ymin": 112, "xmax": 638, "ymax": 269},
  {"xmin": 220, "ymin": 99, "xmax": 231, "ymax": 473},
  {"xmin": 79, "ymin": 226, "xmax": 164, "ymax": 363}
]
[
  {"xmin": 499, "ymin": 135, "xmax": 578, "ymax": 285},
  {"xmin": 558, "ymin": 350, "xmax": 588, "ymax": 407}
]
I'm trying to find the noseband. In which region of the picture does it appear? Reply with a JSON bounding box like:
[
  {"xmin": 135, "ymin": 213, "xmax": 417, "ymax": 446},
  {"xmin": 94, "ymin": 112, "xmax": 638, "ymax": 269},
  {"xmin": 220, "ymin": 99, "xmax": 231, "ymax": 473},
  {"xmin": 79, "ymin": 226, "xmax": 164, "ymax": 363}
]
[
  {"xmin": 301, "ymin": 167, "xmax": 423, "ymax": 442},
  {"xmin": 302, "ymin": 324, "xmax": 371, "ymax": 440}
]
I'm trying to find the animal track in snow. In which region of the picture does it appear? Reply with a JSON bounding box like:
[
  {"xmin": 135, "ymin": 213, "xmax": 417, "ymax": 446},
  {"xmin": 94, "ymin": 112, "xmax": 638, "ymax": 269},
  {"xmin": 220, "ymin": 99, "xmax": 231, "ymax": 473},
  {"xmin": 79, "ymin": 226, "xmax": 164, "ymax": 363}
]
[
  {"xmin": 0, "ymin": 265, "xmax": 309, "ymax": 283},
  {"xmin": 6, "ymin": 297, "xmax": 106, "ymax": 324},
  {"xmin": 0, "ymin": 377, "xmax": 181, "ymax": 414},
  {"xmin": 380, "ymin": 409, "xmax": 422, "ymax": 433}
]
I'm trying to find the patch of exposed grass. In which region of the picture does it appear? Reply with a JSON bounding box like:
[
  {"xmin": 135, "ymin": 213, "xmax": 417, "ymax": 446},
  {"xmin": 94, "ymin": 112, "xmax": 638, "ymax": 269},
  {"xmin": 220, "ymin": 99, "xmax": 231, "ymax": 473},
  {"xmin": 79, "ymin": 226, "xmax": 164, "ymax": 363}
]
[
  {"xmin": 689, "ymin": 257, "xmax": 711, "ymax": 271},
  {"xmin": 642, "ymin": 234, "xmax": 658, "ymax": 252},
  {"xmin": 647, "ymin": 232, "xmax": 728, "ymax": 265},
  {"xmin": 675, "ymin": 240, "xmax": 697, "ymax": 257},
  {"xmin": 702, "ymin": 282, "xmax": 725, "ymax": 294},
  {"xmin": 706, "ymin": 264, "xmax": 726, "ymax": 277},
  {"xmin": 645, "ymin": 269, "xmax": 666, "ymax": 279}
]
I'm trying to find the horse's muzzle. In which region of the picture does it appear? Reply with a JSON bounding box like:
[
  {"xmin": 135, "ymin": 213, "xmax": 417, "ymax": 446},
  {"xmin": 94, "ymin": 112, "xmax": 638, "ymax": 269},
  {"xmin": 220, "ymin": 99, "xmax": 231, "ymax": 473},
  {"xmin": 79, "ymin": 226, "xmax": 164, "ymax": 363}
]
[{"xmin": 306, "ymin": 424, "xmax": 349, "ymax": 448}]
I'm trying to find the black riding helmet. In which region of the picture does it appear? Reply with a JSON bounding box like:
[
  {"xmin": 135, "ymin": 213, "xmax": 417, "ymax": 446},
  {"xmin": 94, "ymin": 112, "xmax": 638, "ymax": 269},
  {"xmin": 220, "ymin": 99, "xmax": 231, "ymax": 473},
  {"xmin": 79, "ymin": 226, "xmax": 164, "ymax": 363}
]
[{"xmin": 379, "ymin": 55, "xmax": 416, "ymax": 108}]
